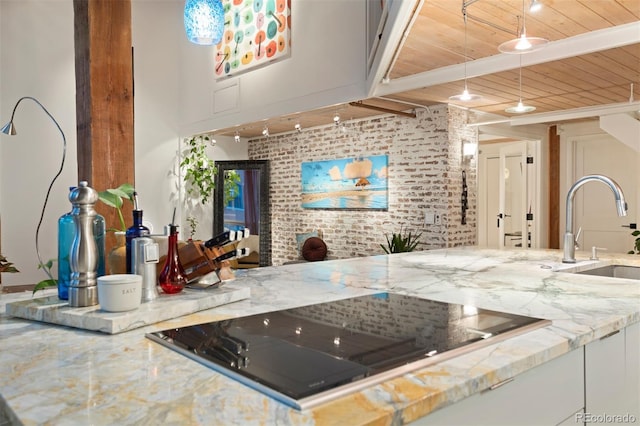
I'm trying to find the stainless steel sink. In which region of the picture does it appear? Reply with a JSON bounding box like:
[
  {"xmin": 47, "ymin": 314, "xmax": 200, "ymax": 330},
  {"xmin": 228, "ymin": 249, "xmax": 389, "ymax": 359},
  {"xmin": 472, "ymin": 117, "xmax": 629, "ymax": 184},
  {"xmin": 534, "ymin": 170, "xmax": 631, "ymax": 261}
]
[{"xmin": 576, "ymin": 265, "xmax": 640, "ymax": 280}]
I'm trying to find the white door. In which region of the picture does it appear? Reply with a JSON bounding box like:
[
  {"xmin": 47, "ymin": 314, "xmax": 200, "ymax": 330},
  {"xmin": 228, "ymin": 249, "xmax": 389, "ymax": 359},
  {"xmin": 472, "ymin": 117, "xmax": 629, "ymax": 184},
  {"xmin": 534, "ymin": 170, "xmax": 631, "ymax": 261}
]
[
  {"xmin": 571, "ymin": 134, "xmax": 639, "ymax": 254},
  {"xmin": 499, "ymin": 143, "xmax": 528, "ymax": 248},
  {"xmin": 478, "ymin": 141, "xmax": 530, "ymax": 249}
]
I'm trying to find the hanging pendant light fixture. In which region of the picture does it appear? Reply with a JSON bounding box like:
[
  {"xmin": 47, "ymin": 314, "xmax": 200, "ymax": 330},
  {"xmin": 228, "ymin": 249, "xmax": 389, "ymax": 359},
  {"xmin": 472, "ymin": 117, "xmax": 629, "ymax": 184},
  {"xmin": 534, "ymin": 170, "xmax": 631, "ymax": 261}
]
[
  {"xmin": 498, "ymin": 0, "xmax": 548, "ymax": 54},
  {"xmin": 505, "ymin": 56, "xmax": 536, "ymax": 114},
  {"xmin": 449, "ymin": 10, "xmax": 482, "ymax": 102},
  {"xmin": 184, "ymin": 0, "xmax": 224, "ymax": 46}
]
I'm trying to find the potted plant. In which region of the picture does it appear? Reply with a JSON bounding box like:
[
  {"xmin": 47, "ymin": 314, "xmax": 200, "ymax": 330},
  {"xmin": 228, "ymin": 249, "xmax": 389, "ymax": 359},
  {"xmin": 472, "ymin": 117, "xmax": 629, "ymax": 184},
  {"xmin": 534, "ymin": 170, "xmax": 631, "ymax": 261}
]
[
  {"xmin": 180, "ymin": 135, "xmax": 240, "ymax": 238},
  {"xmin": 98, "ymin": 183, "xmax": 135, "ymax": 274},
  {"xmin": 628, "ymin": 230, "xmax": 640, "ymax": 255},
  {"xmin": 0, "ymin": 254, "xmax": 19, "ymax": 274},
  {"xmin": 98, "ymin": 183, "xmax": 136, "ymax": 232},
  {"xmin": 381, "ymin": 227, "xmax": 422, "ymax": 253},
  {"xmin": 181, "ymin": 135, "xmax": 217, "ymax": 205},
  {"xmin": 186, "ymin": 216, "xmax": 198, "ymax": 241}
]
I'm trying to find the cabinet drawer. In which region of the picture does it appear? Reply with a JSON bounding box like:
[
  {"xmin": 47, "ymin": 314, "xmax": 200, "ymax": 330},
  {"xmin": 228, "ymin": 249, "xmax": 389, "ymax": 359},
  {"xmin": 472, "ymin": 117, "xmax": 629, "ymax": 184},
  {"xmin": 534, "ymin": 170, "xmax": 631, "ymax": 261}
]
[
  {"xmin": 413, "ymin": 349, "xmax": 584, "ymax": 426},
  {"xmin": 586, "ymin": 323, "xmax": 640, "ymax": 422}
]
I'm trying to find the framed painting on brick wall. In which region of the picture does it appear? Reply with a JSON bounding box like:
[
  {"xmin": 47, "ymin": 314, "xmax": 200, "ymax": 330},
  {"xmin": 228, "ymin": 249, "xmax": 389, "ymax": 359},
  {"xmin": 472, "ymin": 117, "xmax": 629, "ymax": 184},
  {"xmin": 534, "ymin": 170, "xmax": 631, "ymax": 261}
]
[{"xmin": 301, "ymin": 155, "xmax": 388, "ymax": 209}]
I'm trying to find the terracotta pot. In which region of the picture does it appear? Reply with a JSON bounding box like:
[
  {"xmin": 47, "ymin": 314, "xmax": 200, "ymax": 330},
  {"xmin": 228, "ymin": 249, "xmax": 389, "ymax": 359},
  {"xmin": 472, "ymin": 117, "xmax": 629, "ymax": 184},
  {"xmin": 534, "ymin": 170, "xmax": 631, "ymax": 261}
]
[{"xmin": 107, "ymin": 232, "xmax": 127, "ymax": 275}]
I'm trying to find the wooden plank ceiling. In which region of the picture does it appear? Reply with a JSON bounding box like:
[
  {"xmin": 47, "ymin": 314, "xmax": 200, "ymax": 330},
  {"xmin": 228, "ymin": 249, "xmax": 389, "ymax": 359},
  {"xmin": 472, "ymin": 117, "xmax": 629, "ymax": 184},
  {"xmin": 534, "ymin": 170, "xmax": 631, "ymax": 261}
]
[{"xmin": 217, "ymin": 0, "xmax": 640, "ymax": 138}]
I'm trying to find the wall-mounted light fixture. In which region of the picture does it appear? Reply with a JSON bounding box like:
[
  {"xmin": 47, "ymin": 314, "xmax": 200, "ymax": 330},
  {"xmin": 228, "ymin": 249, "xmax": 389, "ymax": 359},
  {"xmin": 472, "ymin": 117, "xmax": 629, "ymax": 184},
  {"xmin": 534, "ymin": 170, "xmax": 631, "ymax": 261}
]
[
  {"xmin": 234, "ymin": 131, "xmax": 240, "ymax": 143},
  {"xmin": 1, "ymin": 96, "xmax": 67, "ymax": 284},
  {"xmin": 333, "ymin": 113, "xmax": 341, "ymax": 126},
  {"xmin": 262, "ymin": 125, "xmax": 269, "ymax": 137},
  {"xmin": 184, "ymin": 0, "xmax": 224, "ymax": 46},
  {"xmin": 463, "ymin": 141, "xmax": 478, "ymax": 158},
  {"xmin": 294, "ymin": 122, "xmax": 302, "ymax": 132}
]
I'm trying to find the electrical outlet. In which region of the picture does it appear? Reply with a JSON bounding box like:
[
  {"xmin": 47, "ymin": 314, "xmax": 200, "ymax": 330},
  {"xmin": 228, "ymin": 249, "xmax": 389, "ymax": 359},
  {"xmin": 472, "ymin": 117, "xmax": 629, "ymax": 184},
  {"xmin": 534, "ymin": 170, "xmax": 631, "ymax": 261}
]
[
  {"xmin": 425, "ymin": 211, "xmax": 435, "ymax": 225},
  {"xmin": 435, "ymin": 214, "xmax": 441, "ymax": 225}
]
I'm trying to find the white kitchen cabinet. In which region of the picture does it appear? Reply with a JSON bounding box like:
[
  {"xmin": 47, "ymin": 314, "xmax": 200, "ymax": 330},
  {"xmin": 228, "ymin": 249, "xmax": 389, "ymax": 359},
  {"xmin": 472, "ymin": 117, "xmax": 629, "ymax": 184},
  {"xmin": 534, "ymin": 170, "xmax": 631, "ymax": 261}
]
[
  {"xmin": 412, "ymin": 349, "xmax": 584, "ymax": 426},
  {"xmin": 585, "ymin": 323, "xmax": 640, "ymax": 423}
]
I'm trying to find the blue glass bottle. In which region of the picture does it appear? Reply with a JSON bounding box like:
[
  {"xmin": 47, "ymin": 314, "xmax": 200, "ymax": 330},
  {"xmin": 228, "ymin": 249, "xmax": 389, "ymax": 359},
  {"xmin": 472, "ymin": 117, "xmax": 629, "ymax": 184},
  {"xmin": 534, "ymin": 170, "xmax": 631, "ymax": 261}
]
[
  {"xmin": 58, "ymin": 189, "xmax": 106, "ymax": 300},
  {"xmin": 126, "ymin": 209, "xmax": 150, "ymax": 274},
  {"xmin": 57, "ymin": 208, "xmax": 74, "ymax": 300}
]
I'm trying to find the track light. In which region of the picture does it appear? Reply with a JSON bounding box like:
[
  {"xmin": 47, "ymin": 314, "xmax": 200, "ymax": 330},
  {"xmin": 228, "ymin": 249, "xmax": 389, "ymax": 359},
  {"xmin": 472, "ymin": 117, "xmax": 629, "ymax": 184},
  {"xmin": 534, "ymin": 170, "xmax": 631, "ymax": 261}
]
[
  {"xmin": 529, "ymin": 0, "xmax": 542, "ymax": 13},
  {"xmin": 333, "ymin": 113, "xmax": 341, "ymax": 125},
  {"xmin": 294, "ymin": 122, "xmax": 302, "ymax": 132},
  {"xmin": 262, "ymin": 125, "xmax": 269, "ymax": 137},
  {"xmin": 234, "ymin": 131, "xmax": 240, "ymax": 143}
]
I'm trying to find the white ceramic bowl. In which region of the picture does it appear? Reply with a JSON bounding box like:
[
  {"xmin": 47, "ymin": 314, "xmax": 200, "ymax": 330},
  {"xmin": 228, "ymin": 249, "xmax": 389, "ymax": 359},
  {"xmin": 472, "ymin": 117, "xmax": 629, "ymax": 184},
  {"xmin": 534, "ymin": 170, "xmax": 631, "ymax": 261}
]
[{"xmin": 97, "ymin": 274, "xmax": 143, "ymax": 312}]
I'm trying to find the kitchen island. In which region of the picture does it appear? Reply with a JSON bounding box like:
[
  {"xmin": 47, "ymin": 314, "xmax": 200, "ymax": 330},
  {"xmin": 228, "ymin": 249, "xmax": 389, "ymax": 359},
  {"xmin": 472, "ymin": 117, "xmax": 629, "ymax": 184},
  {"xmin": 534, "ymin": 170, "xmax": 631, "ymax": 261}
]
[{"xmin": 1, "ymin": 247, "xmax": 639, "ymax": 425}]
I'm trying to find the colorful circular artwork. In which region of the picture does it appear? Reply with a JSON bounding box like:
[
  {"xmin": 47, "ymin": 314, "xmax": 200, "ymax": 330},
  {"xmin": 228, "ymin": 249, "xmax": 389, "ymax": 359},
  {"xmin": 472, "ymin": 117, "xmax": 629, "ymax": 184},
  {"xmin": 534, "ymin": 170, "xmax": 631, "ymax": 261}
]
[{"xmin": 215, "ymin": 0, "xmax": 291, "ymax": 78}]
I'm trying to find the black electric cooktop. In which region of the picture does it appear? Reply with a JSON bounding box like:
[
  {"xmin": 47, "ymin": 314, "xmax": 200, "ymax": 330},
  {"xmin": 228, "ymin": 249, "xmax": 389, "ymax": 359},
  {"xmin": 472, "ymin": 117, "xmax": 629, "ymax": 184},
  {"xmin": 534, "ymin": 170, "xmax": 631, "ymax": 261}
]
[{"xmin": 146, "ymin": 293, "xmax": 550, "ymax": 410}]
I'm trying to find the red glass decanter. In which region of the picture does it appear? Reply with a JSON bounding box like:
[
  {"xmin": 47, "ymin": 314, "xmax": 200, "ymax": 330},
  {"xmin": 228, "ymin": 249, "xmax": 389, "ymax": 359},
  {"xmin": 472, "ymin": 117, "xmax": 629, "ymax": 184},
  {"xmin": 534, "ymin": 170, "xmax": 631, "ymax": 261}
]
[{"xmin": 158, "ymin": 225, "xmax": 187, "ymax": 294}]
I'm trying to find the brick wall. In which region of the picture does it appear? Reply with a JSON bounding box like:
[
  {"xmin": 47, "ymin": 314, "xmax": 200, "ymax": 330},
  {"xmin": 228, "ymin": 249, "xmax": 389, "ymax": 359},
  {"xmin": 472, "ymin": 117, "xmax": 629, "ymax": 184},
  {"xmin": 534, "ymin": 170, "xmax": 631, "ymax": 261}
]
[{"xmin": 248, "ymin": 105, "xmax": 478, "ymax": 265}]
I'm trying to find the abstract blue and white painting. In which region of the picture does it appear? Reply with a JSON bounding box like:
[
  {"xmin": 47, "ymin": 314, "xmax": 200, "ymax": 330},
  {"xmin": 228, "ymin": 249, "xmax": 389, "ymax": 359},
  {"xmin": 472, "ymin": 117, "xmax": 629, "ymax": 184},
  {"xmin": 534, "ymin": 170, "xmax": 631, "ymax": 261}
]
[{"xmin": 301, "ymin": 155, "xmax": 388, "ymax": 209}]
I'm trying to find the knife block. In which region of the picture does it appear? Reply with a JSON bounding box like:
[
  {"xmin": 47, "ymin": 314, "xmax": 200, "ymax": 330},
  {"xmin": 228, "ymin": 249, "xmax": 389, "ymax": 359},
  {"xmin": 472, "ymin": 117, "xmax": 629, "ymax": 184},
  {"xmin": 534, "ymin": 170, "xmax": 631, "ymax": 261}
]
[{"xmin": 156, "ymin": 240, "xmax": 234, "ymax": 283}]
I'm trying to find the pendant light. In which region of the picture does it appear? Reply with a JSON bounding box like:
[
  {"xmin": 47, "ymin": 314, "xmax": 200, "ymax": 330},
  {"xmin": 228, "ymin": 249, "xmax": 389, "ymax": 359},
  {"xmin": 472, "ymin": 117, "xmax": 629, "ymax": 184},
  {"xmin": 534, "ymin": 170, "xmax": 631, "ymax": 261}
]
[
  {"xmin": 498, "ymin": 0, "xmax": 548, "ymax": 54},
  {"xmin": 505, "ymin": 56, "xmax": 536, "ymax": 113},
  {"xmin": 449, "ymin": 10, "xmax": 482, "ymax": 102},
  {"xmin": 184, "ymin": 0, "xmax": 224, "ymax": 46}
]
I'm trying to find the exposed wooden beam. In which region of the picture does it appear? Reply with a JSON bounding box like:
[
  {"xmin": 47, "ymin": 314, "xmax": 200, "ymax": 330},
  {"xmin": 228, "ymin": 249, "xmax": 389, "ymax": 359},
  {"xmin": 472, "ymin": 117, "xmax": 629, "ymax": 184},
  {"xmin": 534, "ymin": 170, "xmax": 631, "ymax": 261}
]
[
  {"xmin": 349, "ymin": 101, "xmax": 416, "ymax": 118},
  {"xmin": 548, "ymin": 125, "xmax": 560, "ymax": 249},
  {"xmin": 73, "ymin": 0, "xmax": 135, "ymax": 259}
]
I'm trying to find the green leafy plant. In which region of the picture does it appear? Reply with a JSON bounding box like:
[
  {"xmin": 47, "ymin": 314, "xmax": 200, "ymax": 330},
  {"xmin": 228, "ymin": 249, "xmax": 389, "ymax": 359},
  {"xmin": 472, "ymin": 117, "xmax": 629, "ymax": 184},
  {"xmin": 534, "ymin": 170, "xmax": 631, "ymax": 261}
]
[
  {"xmin": 381, "ymin": 228, "xmax": 422, "ymax": 254},
  {"xmin": 33, "ymin": 259, "xmax": 56, "ymax": 295},
  {"xmin": 186, "ymin": 216, "xmax": 198, "ymax": 241},
  {"xmin": 97, "ymin": 183, "xmax": 135, "ymax": 232},
  {"xmin": 0, "ymin": 254, "xmax": 19, "ymax": 274},
  {"xmin": 628, "ymin": 230, "xmax": 640, "ymax": 255},
  {"xmin": 181, "ymin": 135, "xmax": 217, "ymax": 205}
]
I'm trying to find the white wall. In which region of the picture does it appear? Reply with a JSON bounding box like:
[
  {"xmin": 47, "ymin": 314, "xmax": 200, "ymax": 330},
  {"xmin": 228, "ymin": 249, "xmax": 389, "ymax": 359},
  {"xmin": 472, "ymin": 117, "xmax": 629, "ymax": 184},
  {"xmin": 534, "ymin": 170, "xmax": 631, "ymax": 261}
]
[
  {"xmin": 178, "ymin": 0, "xmax": 368, "ymax": 137},
  {"xmin": 0, "ymin": 0, "xmax": 78, "ymax": 286}
]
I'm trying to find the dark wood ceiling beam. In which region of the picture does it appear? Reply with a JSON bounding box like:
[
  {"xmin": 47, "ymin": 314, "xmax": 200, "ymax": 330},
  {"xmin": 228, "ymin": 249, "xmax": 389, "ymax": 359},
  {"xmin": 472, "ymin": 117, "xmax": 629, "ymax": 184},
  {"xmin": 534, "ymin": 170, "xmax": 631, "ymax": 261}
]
[{"xmin": 349, "ymin": 101, "xmax": 416, "ymax": 118}]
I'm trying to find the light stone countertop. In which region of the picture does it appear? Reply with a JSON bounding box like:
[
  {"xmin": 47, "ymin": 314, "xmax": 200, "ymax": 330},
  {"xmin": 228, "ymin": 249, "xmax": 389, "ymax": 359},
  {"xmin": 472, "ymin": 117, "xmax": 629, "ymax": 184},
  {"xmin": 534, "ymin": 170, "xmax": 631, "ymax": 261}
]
[{"xmin": 1, "ymin": 247, "xmax": 639, "ymax": 425}]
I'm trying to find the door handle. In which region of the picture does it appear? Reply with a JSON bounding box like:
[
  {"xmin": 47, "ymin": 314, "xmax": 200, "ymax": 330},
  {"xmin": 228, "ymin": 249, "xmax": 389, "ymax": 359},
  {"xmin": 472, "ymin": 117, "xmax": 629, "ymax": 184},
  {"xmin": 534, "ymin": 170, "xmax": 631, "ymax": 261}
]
[
  {"xmin": 497, "ymin": 213, "xmax": 503, "ymax": 228},
  {"xmin": 621, "ymin": 223, "xmax": 637, "ymax": 229}
]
